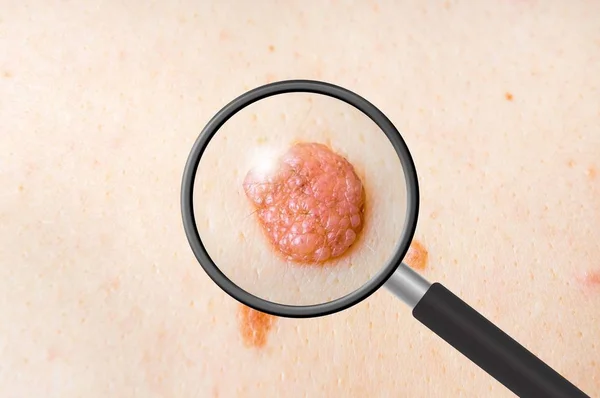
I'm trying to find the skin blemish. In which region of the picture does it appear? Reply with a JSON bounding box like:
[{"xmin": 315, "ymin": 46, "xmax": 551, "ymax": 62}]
[
  {"xmin": 404, "ymin": 240, "xmax": 429, "ymax": 271},
  {"xmin": 238, "ymin": 304, "xmax": 277, "ymax": 348},
  {"xmin": 219, "ymin": 30, "xmax": 231, "ymax": 41},
  {"xmin": 243, "ymin": 142, "xmax": 366, "ymax": 266},
  {"xmin": 585, "ymin": 166, "xmax": 597, "ymax": 180},
  {"xmin": 582, "ymin": 270, "xmax": 600, "ymax": 287},
  {"xmin": 268, "ymin": 45, "xmax": 275, "ymax": 52},
  {"xmin": 505, "ymin": 92, "xmax": 514, "ymax": 101},
  {"xmin": 265, "ymin": 73, "xmax": 277, "ymax": 83}
]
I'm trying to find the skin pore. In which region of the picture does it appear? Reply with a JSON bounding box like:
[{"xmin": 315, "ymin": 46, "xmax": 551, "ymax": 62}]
[{"xmin": 1, "ymin": 1, "xmax": 599, "ymax": 397}]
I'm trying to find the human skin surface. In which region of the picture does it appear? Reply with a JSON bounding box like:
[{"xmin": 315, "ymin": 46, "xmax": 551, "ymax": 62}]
[{"xmin": 1, "ymin": 1, "xmax": 599, "ymax": 397}]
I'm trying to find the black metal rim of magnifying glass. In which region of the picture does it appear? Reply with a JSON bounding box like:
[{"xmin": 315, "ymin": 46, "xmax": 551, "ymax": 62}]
[{"xmin": 181, "ymin": 79, "xmax": 420, "ymax": 318}]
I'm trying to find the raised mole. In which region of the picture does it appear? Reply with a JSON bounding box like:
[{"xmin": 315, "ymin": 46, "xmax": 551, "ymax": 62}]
[{"xmin": 243, "ymin": 142, "xmax": 365, "ymax": 265}]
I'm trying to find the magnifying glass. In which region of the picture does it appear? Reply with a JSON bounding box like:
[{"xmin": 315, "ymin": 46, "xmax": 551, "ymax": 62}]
[{"xmin": 181, "ymin": 80, "xmax": 588, "ymax": 398}]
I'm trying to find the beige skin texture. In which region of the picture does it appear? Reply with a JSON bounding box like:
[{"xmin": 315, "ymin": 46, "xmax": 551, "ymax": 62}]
[{"xmin": 1, "ymin": 1, "xmax": 599, "ymax": 397}]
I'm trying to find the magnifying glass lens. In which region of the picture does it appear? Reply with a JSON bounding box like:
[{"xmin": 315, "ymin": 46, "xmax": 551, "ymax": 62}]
[{"xmin": 194, "ymin": 91, "xmax": 408, "ymax": 306}]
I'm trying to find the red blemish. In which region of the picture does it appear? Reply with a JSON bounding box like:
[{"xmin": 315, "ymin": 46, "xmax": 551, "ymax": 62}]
[
  {"xmin": 243, "ymin": 142, "xmax": 366, "ymax": 265},
  {"xmin": 46, "ymin": 347, "xmax": 60, "ymax": 361},
  {"xmin": 405, "ymin": 240, "xmax": 429, "ymax": 271},
  {"xmin": 505, "ymin": 92, "xmax": 514, "ymax": 101},
  {"xmin": 238, "ymin": 304, "xmax": 277, "ymax": 348},
  {"xmin": 219, "ymin": 30, "xmax": 231, "ymax": 41},
  {"xmin": 583, "ymin": 270, "xmax": 600, "ymax": 286}
]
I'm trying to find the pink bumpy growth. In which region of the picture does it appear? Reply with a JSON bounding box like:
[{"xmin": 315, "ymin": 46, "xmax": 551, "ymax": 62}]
[{"xmin": 243, "ymin": 142, "xmax": 365, "ymax": 265}]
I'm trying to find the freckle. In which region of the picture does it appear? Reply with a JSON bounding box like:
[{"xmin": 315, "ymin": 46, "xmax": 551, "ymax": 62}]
[
  {"xmin": 238, "ymin": 304, "xmax": 276, "ymax": 348},
  {"xmin": 429, "ymin": 211, "xmax": 438, "ymax": 220},
  {"xmin": 405, "ymin": 240, "xmax": 429, "ymax": 271},
  {"xmin": 265, "ymin": 73, "xmax": 277, "ymax": 83},
  {"xmin": 268, "ymin": 45, "xmax": 275, "ymax": 52},
  {"xmin": 2, "ymin": 70, "xmax": 12, "ymax": 78},
  {"xmin": 567, "ymin": 159, "xmax": 575, "ymax": 168},
  {"xmin": 585, "ymin": 166, "xmax": 597, "ymax": 180},
  {"xmin": 505, "ymin": 92, "xmax": 514, "ymax": 101},
  {"xmin": 18, "ymin": 185, "xmax": 24, "ymax": 192}
]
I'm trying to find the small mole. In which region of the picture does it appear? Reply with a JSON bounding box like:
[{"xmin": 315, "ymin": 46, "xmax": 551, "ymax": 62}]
[
  {"xmin": 505, "ymin": 92, "xmax": 514, "ymax": 101},
  {"xmin": 17, "ymin": 184, "xmax": 24, "ymax": 192},
  {"xmin": 268, "ymin": 45, "xmax": 275, "ymax": 52},
  {"xmin": 404, "ymin": 240, "xmax": 429, "ymax": 271},
  {"xmin": 243, "ymin": 142, "xmax": 366, "ymax": 265},
  {"xmin": 238, "ymin": 304, "xmax": 276, "ymax": 348}
]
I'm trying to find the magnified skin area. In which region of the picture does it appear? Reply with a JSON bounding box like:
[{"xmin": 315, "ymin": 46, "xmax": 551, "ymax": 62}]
[
  {"xmin": 243, "ymin": 142, "xmax": 365, "ymax": 264},
  {"xmin": 1, "ymin": 1, "xmax": 600, "ymax": 397}
]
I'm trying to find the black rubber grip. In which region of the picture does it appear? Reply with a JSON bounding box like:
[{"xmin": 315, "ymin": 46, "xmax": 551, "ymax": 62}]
[{"xmin": 412, "ymin": 283, "xmax": 589, "ymax": 397}]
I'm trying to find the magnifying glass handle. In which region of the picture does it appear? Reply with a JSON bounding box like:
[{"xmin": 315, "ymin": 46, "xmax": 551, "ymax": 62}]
[{"xmin": 386, "ymin": 265, "xmax": 589, "ymax": 398}]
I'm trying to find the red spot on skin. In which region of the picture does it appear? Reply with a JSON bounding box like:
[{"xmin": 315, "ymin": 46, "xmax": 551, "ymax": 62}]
[
  {"xmin": 243, "ymin": 142, "xmax": 366, "ymax": 265},
  {"xmin": 238, "ymin": 305, "xmax": 276, "ymax": 348},
  {"xmin": 46, "ymin": 347, "xmax": 60, "ymax": 361},
  {"xmin": 583, "ymin": 270, "xmax": 600, "ymax": 286},
  {"xmin": 586, "ymin": 166, "xmax": 597, "ymax": 180},
  {"xmin": 505, "ymin": 92, "xmax": 514, "ymax": 101},
  {"xmin": 219, "ymin": 30, "xmax": 231, "ymax": 41},
  {"xmin": 405, "ymin": 240, "xmax": 429, "ymax": 271}
]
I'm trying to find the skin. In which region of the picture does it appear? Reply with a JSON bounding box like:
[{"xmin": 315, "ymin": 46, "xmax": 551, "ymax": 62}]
[{"xmin": 1, "ymin": 1, "xmax": 599, "ymax": 397}]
